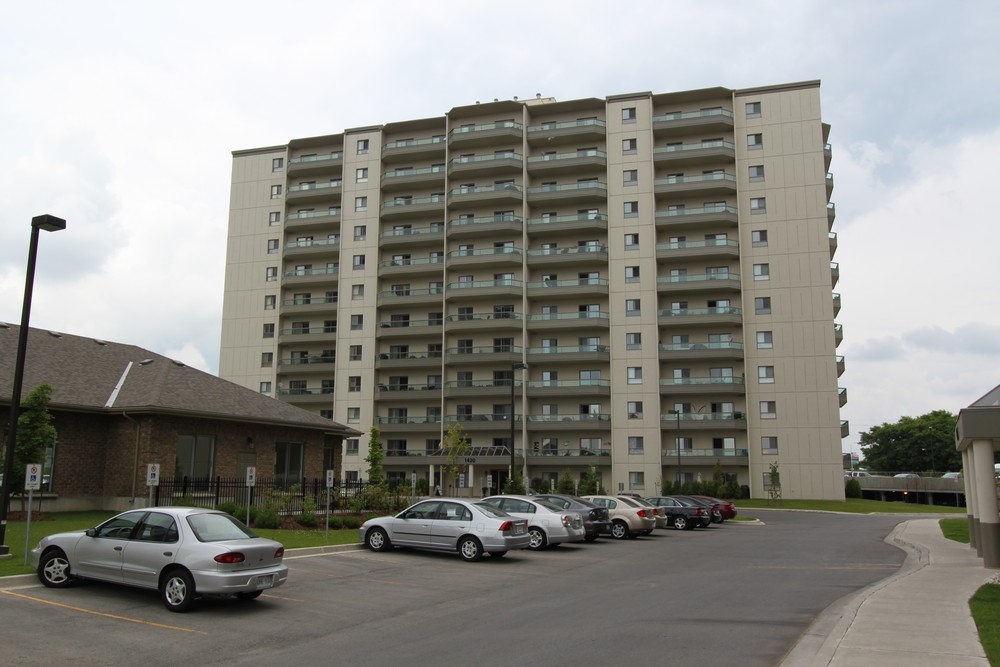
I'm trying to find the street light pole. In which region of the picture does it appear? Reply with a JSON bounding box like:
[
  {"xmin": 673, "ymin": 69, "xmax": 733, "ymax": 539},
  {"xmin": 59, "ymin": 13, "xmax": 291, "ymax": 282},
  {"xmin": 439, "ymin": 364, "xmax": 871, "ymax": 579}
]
[
  {"xmin": 0, "ymin": 215, "xmax": 66, "ymax": 556},
  {"xmin": 509, "ymin": 362, "xmax": 527, "ymax": 492}
]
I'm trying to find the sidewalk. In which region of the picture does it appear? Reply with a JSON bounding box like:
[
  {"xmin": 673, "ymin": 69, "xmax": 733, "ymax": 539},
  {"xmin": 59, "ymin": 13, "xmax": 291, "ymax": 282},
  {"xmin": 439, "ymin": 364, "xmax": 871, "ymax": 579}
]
[{"xmin": 781, "ymin": 518, "xmax": 995, "ymax": 666}]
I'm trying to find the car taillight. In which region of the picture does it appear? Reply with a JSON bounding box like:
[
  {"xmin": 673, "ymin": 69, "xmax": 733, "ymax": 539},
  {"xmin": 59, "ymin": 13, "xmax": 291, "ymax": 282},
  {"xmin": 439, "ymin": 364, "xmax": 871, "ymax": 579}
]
[
  {"xmin": 214, "ymin": 552, "xmax": 245, "ymax": 564},
  {"xmin": 561, "ymin": 515, "xmax": 572, "ymax": 527},
  {"xmin": 274, "ymin": 547, "xmax": 284, "ymax": 559},
  {"xmin": 637, "ymin": 509, "xmax": 648, "ymax": 518},
  {"xmin": 498, "ymin": 520, "xmax": 513, "ymax": 532},
  {"xmin": 694, "ymin": 509, "xmax": 703, "ymax": 516}
]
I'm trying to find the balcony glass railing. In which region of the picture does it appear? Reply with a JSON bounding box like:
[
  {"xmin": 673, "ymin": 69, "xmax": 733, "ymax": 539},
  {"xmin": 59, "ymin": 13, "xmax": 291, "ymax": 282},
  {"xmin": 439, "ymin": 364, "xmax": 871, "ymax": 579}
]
[
  {"xmin": 378, "ymin": 256, "xmax": 443, "ymax": 269},
  {"xmin": 528, "ymin": 245, "xmax": 607, "ymax": 257},
  {"xmin": 527, "ymin": 118, "xmax": 606, "ymax": 133},
  {"xmin": 528, "ymin": 344, "xmax": 609, "ymax": 354},
  {"xmin": 282, "ymin": 295, "xmax": 337, "ymax": 307},
  {"xmin": 526, "ymin": 414, "xmax": 611, "ymax": 423},
  {"xmin": 449, "ymin": 121, "xmax": 522, "ymax": 137},
  {"xmin": 659, "ymin": 377, "xmax": 745, "ymax": 387},
  {"xmin": 382, "ymin": 165, "xmax": 446, "ymax": 180},
  {"xmin": 658, "ymin": 307, "xmax": 741, "ymax": 317},
  {"xmin": 446, "ymin": 312, "xmax": 522, "ymax": 323},
  {"xmin": 446, "ymin": 345, "xmax": 523, "ymax": 355},
  {"xmin": 286, "ymin": 209, "xmax": 341, "ymax": 220},
  {"xmin": 277, "ymin": 356, "xmax": 335, "ymax": 366},
  {"xmin": 527, "ymin": 150, "xmax": 607, "ymax": 164},
  {"xmin": 443, "ymin": 379, "xmax": 520, "ymax": 389},
  {"xmin": 448, "ymin": 279, "xmax": 522, "ymax": 290},
  {"xmin": 383, "ymin": 136, "xmax": 446, "ymax": 150},
  {"xmin": 377, "ymin": 318, "xmax": 443, "ymax": 329},
  {"xmin": 282, "ymin": 266, "xmax": 339, "ymax": 278},
  {"xmin": 528, "ymin": 278, "xmax": 608, "ymax": 289},
  {"xmin": 448, "ymin": 247, "xmax": 522, "ymax": 259},
  {"xmin": 378, "ymin": 223, "xmax": 444, "ymax": 239},
  {"xmin": 660, "ymin": 412, "xmax": 745, "ymax": 423},
  {"xmin": 658, "ymin": 342, "xmax": 743, "ymax": 352},
  {"xmin": 279, "ymin": 326, "xmax": 336, "ymax": 336},
  {"xmin": 376, "ymin": 351, "xmax": 443, "ymax": 361},
  {"xmin": 288, "ymin": 180, "xmax": 342, "ymax": 193},
  {"xmin": 657, "ymin": 272, "xmax": 740, "ymax": 284},
  {"xmin": 527, "ymin": 379, "xmax": 611, "ymax": 389},
  {"xmin": 450, "ymin": 184, "xmax": 523, "ymax": 196},
  {"xmin": 450, "ymin": 152, "xmax": 522, "ymax": 166},
  {"xmin": 657, "ymin": 205, "xmax": 738, "ymax": 218},
  {"xmin": 377, "ymin": 287, "xmax": 443, "ymax": 298},
  {"xmin": 654, "ymin": 173, "xmax": 736, "ymax": 187},
  {"xmin": 656, "ymin": 239, "xmax": 738, "ymax": 252},
  {"xmin": 528, "ymin": 213, "xmax": 608, "ymax": 226},
  {"xmin": 381, "ymin": 195, "xmax": 444, "ymax": 209},
  {"xmin": 661, "ymin": 448, "xmax": 748, "ymax": 458},
  {"xmin": 652, "ymin": 108, "xmax": 733, "ymax": 123},
  {"xmin": 653, "ymin": 140, "xmax": 735, "ymax": 155},
  {"xmin": 529, "ymin": 311, "xmax": 609, "ymax": 321},
  {"xmin": 289, "ymin": 152, "xmax": 343, "ymax": 165},
  {"xmin": 285, "ymin": 237, "xmax": 339, "ymax": 249},
  {"xmin": 526, "ymin": 181, "xmax": 607, "ymax": 195}
]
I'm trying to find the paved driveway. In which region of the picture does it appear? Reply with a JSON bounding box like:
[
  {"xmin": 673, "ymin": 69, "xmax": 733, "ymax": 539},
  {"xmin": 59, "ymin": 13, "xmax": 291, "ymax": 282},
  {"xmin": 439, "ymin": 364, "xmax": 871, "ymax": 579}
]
[{"xmin": 0, "ymin": 511, "xmax": 913, "ymax": 666}]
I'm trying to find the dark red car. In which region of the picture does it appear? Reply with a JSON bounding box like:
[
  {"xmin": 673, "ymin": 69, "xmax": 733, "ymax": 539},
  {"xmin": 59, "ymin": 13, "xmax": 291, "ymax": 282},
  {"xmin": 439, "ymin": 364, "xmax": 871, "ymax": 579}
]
[{"xmin": 690, "ymin": 495, "xmax": 737, "ymax": 522}]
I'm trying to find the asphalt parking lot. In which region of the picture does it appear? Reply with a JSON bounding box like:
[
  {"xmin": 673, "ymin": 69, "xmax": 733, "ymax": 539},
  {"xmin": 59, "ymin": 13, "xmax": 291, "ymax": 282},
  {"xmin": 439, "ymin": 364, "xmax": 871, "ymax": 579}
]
[{"xmin": 0, "ymin": 511, "xmax": 910, "ymax": 666}]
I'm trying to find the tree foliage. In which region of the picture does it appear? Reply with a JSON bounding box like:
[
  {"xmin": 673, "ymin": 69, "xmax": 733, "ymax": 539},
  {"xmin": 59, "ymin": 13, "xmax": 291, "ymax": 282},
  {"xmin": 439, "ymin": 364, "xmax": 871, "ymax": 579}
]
[
  {"xmin": 14, "ymin": 383, "xmax": 57, "ymax": 476},
  {"xmin": 556, "ymin": 470, "xmax": 576, "ymax": 494},
  {"xmin": 442, "ymin": 422, "xmax": 471, "ymax": 486},
  {"xmin": 578, "ymin": 465, "xmax": 605, "ymax": 495},
  {"xmin": 858, "ymin": 410, "xmax": 959, "ymax": 474},
  {"xmin": 365, "ymin": 426, "xmax": 384, "ymax": 487}
]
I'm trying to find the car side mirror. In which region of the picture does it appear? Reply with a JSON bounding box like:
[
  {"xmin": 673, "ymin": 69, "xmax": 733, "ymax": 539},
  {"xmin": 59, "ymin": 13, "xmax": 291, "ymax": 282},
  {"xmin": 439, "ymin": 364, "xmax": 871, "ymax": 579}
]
[{"xmin": 85, "ymin": 528, "xmax": 97, "ymax": 537}]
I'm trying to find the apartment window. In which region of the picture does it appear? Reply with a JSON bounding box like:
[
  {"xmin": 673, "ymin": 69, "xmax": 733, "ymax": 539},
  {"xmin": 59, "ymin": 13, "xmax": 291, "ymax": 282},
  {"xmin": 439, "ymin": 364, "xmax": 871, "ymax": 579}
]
[
  {"xmin": 623, "ymin": 169, "xmax": 638, "ymax": 186},
  {"xmin": 628, "ymin": 471, "xmax": 644, "ymax": 490},
  {"xmin": 357, "ymin": 139, "xmax": 369, "ymax": 154},
  {"xmin": 750, "ymin": 197, "xmax": 766, "ymax": 214},
  {"xmin": 627, "ymin": 367, "xmax": 642, "ymax": 384},
  {"xmin": 621, "ymin": 107, "xmax": 637, "ymax": 123},
  {"xmin": 258, "ymin": 381, "xmax": 272, "ymax": 395},
  {"xmin": 346, "ymin": 439, "xmax": 359, "ymax": 455},
  {"xmin": 752, "ymin": 230, "xmax": 768, "ymax": 247},
  {"xmin": 624, "ymin": 232, "xmax": 639, "ymax": 249},
  {"xmin": 266, "ymin": 239, "xmax": 279, "ymax": 254},
  {"xmin": 757, "ymin": 331, "xmax": 773, "ymax": 349},
  {"xmin": 262, "ymin": 323, "xmax": 274, "ymax": 338},
  {"xmin": 625, "ymin": 299, "xmax": 640, "ymax": 316},
  {"xmin": 264, "ymin": 295, "xmax": 276, "ymax": 310},
  {"xmin": 625, "ymin": 266, "xmax": 640, "ymax": 283},
  {"xmin": 622, "ymin": 138, "xmax": 637, "ymax": 154},
  {"xmin": 755, "ymin": 297, "xmax": 771, "ymax": 315},
  {"xmin": 627, "ymin": 401, "xmax": 643, "ymax": 419},
  {"xmin": 626, "ymin": 332, "xmax": 641, "ymax": 350},
  {"xmin": 581, "ymin": 438, "xmax": 603, "ymax": 453},
  {"xmin": 760, "ymin": 401, "xmax": 777, "ymax": 419},
  {"xmin": 355, "ymin": 196, "xmax": 367, "ymax": 212},
  {"xmin": 350, "ymin": 314, "xmax": 363, "ymax": 330},
  {"xmin": 261, "ymin": 352, "xmax": 273, "ymax": 367},
  {"xmin": 270, "ymin": 185, "xmax": 282, "ymax": 198},
  {"xmin": 624, "ymin": 201, "xmax": 639, "ymax": 218},
  {"xmin": 353, "ymin": 254, "xmax": 365, "ymax": 270},
  {"xmin": 758, "ymin": 365, "xmax": 775, "ymax": 384},
  {"xmin": 265, "ymin": 267, "xmax": 277, "ymax": 282},
  {"xmin": 349, "ymin": 345, "xmax": 362, "ymax": 361},
  {"xmin": 356, "ymin": 168, "xmax": 368, "ymax": 183},
  {"xmin": 747, "ymin": 133, "xmax": 763, "ymax": 149},
  {"xmin": 626, "ymin": 436, "xmax": 645, "ymax": 455},
  {"xmin": 347, "ymin": 407, "xmax": 361, "ymax": 424},
  {"xmin": 762, "ymin": 436, "xmax": 779, "ymax": 454},
  {"xmin": 348, "ymin": 376, "xmax": 361, "ymax": 392},
  {"xmin": 352, "ymin": 284, "xmax": 365, "ymax": 300},
  {"xmin": 746, "ymin": 101, "xmax": 762, "ymax": 118},
  {"xmin": 268, "ymin": 211, "xmax": 280, "ymax": 226},
  {"xmin": 272, "ymin": 157, "xmax": 284, "ymax": 171},
  {"xmin": 354, "ymin": 225, "xmax": 366, "ymax": 240},
  {"xmin": 749, "ymin": 165, "xmax": 765, "ymax": 181},
  {"xmin": 754, "ymin": 263, "xmax": 770, "ymax": 281}
]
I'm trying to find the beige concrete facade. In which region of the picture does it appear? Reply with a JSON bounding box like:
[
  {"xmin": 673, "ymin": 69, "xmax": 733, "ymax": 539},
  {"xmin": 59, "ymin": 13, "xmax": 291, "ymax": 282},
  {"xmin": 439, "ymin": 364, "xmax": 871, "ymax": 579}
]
[{"xmin": 220, "ymin": 81, "xmax": 848, "ymax": 499}]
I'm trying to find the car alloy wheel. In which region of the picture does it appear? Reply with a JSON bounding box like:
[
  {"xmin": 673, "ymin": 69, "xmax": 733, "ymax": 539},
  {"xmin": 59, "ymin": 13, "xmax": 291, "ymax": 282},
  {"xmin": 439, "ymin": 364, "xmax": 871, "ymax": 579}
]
[
  {"xmin": 458, "ymin": 536, "xmax": 483, "ymax": 562},
  {"xmin": 673, "ymin": 515, "xmax": 688, "ymax": 530},
  {"xmin": 528, "ymin": 527, "xmax": 547, "ymax": 550},
  {"xmin": 366, "ymin": 527, "xmax": 391, "ymax": 552},
  {"xmin": 161, "ymin": 569, "xmax": 196, "ymax": 612},
  {"xmin": 38, "ymin": 550, "xmax": 74, "ymax": 588},
  {"xmin": 611, "ymin": 520, "xmax": 630, "ymax": 539}
]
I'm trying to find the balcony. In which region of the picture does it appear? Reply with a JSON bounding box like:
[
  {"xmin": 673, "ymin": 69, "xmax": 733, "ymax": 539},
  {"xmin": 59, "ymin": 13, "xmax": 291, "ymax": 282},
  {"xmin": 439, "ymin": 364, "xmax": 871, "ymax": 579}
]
[
  {"xmin": 526, "ymin": 118, "xmax": 606, "ymax": 146},
  {"xmin": 284, "ymin": 209, "xmax": 341, "ymax": 232},
  {"xmin": 376, "ymin": 287, "xmax": 443, "ymax": 307},
  {"xmin": 826, "ymin": 172, "xmax": 835, "ymax": 198},
  {"xmin": 382, "ymin": 136, "xmax": 446, "ymax": 163},
  {"xmin": 841, "ymin": 419, "xmax": 850, "ymax": 439},
  {"xmin": 446, "ymin": 279, "xmax": 523, "ymax": 301},
  {"xmin": 276, "ymin": 388, "xmax": 335, "ymax": 406},
  {"xmin": 659, "ymin": 412, "xmax": 747, "ymax": 431},
  {"xmin": 449, "ymin": 152, "xmax": 523, "ymax": 178},
  {"xmin": 280, "ymin": 294, "xmax": 338, "ymax": 317},
  {"xmin": 445, "ymin": 312, "xmax": 522, "ymax": 332},
  {"xmin": 653, "ymin": 140, "xmax": 735, "ymax": 167},
  {"xmin": 661, "ymin": 448, "xmax": 748, "ymax": 465},
  {"xmin": 277, "ymin": 325, "xmax": 338, "ymax": 345},
  {"xmin": 839, "ymin": 387, "xmax": 848, "ymax": 407},
  {"xmin": 657, "ymin": 341, "xmax": 744, "ymax": 361},
  {"xmin": 381, "ymin": 165, "xmax": 446, "ymax": 192},
  {"xmin": 442, "ymin": 379, "xmax": 521, "ymax": 399},
  {"xmin": 527, "ymin": 150, "xmax": 607, "ymax": 176},
  {"xmin": 652, "ymin": 108, "xmax": 734, "ymax": 136},
  {"xmin": 526, "ymin": 181, "xmax": 607, "ymax": 205},
  {"xmin": 831, "ymin": 262, "xmax": 840, "ymax": 287},
  {"xmin": 447, "ymin": 214, "xmax": 523, "ymax": 239},
  {"xmin": 827, "ymin": 202, "xmax": 836, "ymax": 228},
  {"xmin": 374, "ymin": 415, "xmax": 442, "ymax": 433},
  {"xmin": 448, "ymin": 120, "xmax": 523, "ymax": 148},
  {"xmin": 836, "ymin": 355, "xmax": 846, "ymax": 377},
  {"xmin": 282, "ymin": 237, "xmax": 339, "ymax": 259},
  {"xmin": 378, "ymin": 223, "xmax": 444, "ymax": 249},
  {"xmin": 524, "ymin": 414, "xmax": 611, "ymax": 431},
  {"xmin": 656, "ymin": 239, "xmax": 738, "ymax": 261},
  {"xmin": 656, "ymin": 272, "xmax": 741, "ymax": 294},
  {"xmin": 526, "ymin": 277, "xmax": 609, "ymax": 299},
  {"xmin": 281, "ymin": 265, "xmax": 339, "ymax": 288},
  {"xmin": 380, "ymin": 195, "xmax": 445, "ymax": 220},
  {"xmin": 444, "ymin": 345, "xmax": 523, "ymax": 365},
  {"xmin": 654, "ymin": 173, "xmax": 737, "ymax": 199},
  {"xmin": 527, "ymin": 447, "xmax": 611, "ymax": 459},
  {"xmin": 447, "ymin": 246, "xmax": 523, "ymax": 270},
  {"xmin": 657, "ymin": 307, "xmax": 742, "ymax": 328},
  {"xmin": 286, "ymin": 180, "xmax": 343, "ymax": 204},
  {"xmin": 526, "ymin": 379, "xmax": 611, "ymax": 397},
  {"xmin": 287, "ymin": 152, "xmax": 343, "ymax": 177},
  {"xmin": 829, "ymin": 231, "xmax": 838, "ymax": 258},
  {"xmin": 835, "ymin": 323, "xmax": 843, "ymax": 346},
  {"xmin": 833, "ymin": 292, "xmax": 841, "ymax": 316},
  {"xmin": 378, "ymin": 256, "xmax": 444, "ymax": 277},
  {"xmin": 655, "ymin": 205, "xmax": 739, "ymax": 230},
  {"xmin": 527, "ymin": 245, "xmax": 608, "ymax": 267},
  {"xmin": 448, "ymin": 183, "xmax": 523, "ymax": 208},
  {"xmin": 376, "ymin": 383, "xmax": 442, "ymax": 401},
  {"xmin": 376, "ymin": 318, "xmax": 443, "ymax": 338},
  {"xmin": 526, "ymin": 344, "xmax": 610, "ymax": 364},
  {"xmin": 275, "ymin": 356, "xmax": 336, "ymax": 375},
  {"xmin": 375, "ymin": 350, "xmax": 443, "ymax": 370},
  {"xmin": 659, "ymin": 376, "xmax": 745, "ymax": 395},
  {"xmin": 444, "ymin": 414, "xmax": 522, "ymax": 431},
  {"xmin": 527, "ymin": 311, "xmax": 610, "ymax": 332},
  {"xmin": 526, "ymin": 213, "xmax": 608, "ymax": 237}
]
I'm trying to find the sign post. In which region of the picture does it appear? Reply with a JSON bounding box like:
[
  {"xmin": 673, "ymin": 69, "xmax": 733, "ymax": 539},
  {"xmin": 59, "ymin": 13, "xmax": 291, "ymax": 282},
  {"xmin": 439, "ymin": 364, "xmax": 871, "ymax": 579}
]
[
  {"xmin": 245, "ymin": 466, "xmax": 256, "ymax": 527},
  {"xmin": 146, "ymin": 463, "xmax": 160, "ymax": 508},
  {"xmin": 325, "ymin": 469, "xmax": 334, "ymax": 541},
  {"xmin": 23, "ymin": 464, "xmax": 41, "ymax": 566}
]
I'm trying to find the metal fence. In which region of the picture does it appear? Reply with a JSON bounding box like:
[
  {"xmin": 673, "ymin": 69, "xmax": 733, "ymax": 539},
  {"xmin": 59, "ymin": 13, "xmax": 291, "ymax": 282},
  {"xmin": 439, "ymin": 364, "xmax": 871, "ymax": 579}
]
[{"xmin": 153, "ymin": 476, "xmax": 369, "ymax": 513}]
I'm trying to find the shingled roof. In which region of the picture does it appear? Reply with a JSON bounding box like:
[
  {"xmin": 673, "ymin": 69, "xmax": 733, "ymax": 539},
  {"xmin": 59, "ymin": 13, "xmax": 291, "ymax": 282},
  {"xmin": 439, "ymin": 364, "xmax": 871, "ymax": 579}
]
[{"xmin": 0, "ymin": 323, "xmax": 358, "ymax": 436}]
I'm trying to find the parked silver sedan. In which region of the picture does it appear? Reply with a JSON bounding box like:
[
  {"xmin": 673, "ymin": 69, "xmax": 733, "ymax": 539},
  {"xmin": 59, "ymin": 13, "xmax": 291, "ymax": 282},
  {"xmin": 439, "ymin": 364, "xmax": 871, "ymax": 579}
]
[
  {"xmin": 30, "ymin": 507, "xmax": 288, "ymax": 612},
  {"xmin": 480, "ymin": 495, "xmax": 586, "ymax": 549},
  {"xmin": 360, "ymin": 498, "xmax": 531, "ymax": 561}
]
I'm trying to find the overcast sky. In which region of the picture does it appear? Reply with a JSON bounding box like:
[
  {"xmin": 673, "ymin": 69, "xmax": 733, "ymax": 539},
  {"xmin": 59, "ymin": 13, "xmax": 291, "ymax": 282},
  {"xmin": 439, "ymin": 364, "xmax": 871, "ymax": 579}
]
[{"xmin": 1, "ymin": 1, "xmax": 997, "ymax": 455}]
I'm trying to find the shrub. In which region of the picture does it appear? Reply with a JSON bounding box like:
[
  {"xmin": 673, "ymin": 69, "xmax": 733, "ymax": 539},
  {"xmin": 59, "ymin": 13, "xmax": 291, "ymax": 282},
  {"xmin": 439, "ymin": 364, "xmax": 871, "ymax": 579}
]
[
  {"xmin": 845, "ymin": 478, "xmax": 862, "ymax": 498},
  {"xmin": 215, "ymin": 501, "xmax": 240, "ymax": 517},
  {"xmin": 328, "ymin": 516, "xmax": 343, "ymax": 530},
  {"xmin": 342, "ymin": 515, "xmax": 360, "ymax": 529},
  {"xmin": 254, "ymin": 508, "xmax": 282, "ymax": 529},
  {"xmin": 295, "ymin": 512, "xmax": 318, "ymax": 528}
]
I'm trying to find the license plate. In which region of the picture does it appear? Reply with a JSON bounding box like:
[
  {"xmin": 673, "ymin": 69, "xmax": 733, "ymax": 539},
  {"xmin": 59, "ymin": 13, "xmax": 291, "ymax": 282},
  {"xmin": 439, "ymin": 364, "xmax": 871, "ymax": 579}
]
[
  {"xmin": 256, "ymin": 575, "xmax": 274, "ymax": 590},
  {"xmin": 515, "ymin": 524, "xmax": 525, "ymax": 535}
]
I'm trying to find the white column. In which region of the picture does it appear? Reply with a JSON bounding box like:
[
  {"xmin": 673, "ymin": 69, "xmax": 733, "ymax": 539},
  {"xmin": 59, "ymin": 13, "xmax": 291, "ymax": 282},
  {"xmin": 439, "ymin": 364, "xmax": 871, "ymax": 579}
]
[{"xmin": 972, "ymin": 439, "xmax": 1000, "ymax": 567}]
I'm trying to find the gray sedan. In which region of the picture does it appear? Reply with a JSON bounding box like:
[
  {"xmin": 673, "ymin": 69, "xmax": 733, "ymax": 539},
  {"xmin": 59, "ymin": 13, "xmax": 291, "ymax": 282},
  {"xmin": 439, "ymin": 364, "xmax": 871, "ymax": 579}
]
[
  {"xmin": 480, "ymin": 495, "xmax": 586, "ymax": 549},
  {"xmin": 360, "ymin": 498, "xmax": 531, "ymax": 561},
  {"xmin": 31, "ymin": 507, "xmax": 288, "ymax": 612}
]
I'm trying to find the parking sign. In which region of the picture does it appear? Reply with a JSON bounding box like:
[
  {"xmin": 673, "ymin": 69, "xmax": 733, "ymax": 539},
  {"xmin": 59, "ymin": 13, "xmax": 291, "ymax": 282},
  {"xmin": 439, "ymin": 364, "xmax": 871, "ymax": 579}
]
[{"xmin": 25, "ymin": 464, "xmax": 41, "ymax": 491}]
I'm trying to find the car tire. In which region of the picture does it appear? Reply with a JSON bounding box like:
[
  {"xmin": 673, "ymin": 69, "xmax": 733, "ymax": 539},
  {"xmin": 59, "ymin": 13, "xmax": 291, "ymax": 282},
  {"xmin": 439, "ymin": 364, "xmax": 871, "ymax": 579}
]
[
  {"xmin": 458, "ymin": 536, "xmax": 483, "ymax": 562},
  {"xmin": 38, "ymin": 549, "xmax": 74, "ymax": 588},
  {"xmin": 528, "ymin": 527, "xmax": 547, "ymax": 550},
  {"xmin": 488, "ymin": 551, "xmax": 507, "ymax": 558},
  {"xmin": 672, "ymin": 516, "xmax": 688, "ymax": 530},
  {"xmin": 236, "ymin": 590, "xmax": 263, "ymax": 601},
  {"xmin": 611, "ymin": 520, "xmax": 630, "ymax": 540},
  {"xmin": 366, "ymin": 527, "xmax": 392, "ymax": 552},
  {"xmin": 161, "ymin": 569, "xmax": 197, "ymax": 613}
]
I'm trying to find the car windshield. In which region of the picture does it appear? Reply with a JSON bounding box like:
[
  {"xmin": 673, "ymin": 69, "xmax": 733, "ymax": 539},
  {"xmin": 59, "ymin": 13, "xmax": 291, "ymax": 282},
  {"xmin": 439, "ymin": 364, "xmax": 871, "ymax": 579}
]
[
  {"xmin": 471, "ymin": 502, "xmax": 513, "ymax": 519},
  {"xmin": 186, "ymin": 512, "xmax": 257, "ymax": 542}
]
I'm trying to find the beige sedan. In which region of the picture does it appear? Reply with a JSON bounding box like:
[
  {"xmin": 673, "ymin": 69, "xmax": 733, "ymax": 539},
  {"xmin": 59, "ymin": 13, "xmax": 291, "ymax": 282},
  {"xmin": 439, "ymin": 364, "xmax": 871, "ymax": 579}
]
[{"xmin": 580, "ymin": 495, "xmax": 657, "ymax": 539}]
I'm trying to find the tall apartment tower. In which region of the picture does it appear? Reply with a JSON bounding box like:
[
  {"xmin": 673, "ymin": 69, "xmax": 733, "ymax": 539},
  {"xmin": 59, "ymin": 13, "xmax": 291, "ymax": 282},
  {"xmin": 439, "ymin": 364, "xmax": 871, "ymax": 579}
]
[{"xmin": 221, "ymin": 80, "xmax": 847, "ymax": 500}]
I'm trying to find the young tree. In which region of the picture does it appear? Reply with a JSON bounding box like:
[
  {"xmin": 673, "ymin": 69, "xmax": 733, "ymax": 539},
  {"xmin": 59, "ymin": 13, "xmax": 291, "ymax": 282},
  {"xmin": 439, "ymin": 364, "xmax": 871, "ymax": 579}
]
[
  {"xmin": 365, "ymin": 426, "xmax": 384, "ymax": 487},
  {"xmin": 859, "ymin": 410, "xmax": 959, "ymax": 474},
  {"xmin": 578, "ymin": 465, "xmax": 604, "ymax": 495},
  {"xmin": 556, "ymin": 470, "xmax": 576, "ymax": 494},
  {"xmin": 767, "ymin": 460, "xmax": 782, "ymax": 503},
  {"xmin": 442, "ymin": 422, "xmax": 471, "ymax": 494},
  {"xmin": 13, "ymin": 383, "xmax": 57, "ymax": 480}
]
